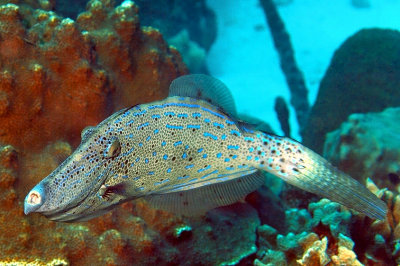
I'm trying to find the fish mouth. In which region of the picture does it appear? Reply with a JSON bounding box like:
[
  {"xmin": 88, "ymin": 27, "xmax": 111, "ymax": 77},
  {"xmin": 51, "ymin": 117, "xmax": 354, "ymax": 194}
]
[
  {"xmin": 24, "ymin": 182, "xmax": 46, "ymax": 215},
  {"xmin": 43, "ymin": 166, "xmax": 116, "ymax": 222},
  {"xmin": 43, "ymin": 189, "xmax": 96, "ymax": 222},
  {"xmin": 46, "ymin": 193, "xmax": 125, "ymax": 222}
]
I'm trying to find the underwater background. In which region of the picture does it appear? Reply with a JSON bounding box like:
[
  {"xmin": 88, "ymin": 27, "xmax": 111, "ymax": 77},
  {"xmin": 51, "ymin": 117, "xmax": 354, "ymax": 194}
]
[{"xmin": 0, "ymin": 0, "xmax": 400, "ymax": 265}]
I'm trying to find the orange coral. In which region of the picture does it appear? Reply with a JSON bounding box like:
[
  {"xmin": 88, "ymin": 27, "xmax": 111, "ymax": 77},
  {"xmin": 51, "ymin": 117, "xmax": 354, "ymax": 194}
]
[
  {"xmin": 0, "ymin": 0, "xmax": 186, "ymax": 152},
  {"xmin": 0, "ymin": 0, "xmax": 187, "ymax": 264}
]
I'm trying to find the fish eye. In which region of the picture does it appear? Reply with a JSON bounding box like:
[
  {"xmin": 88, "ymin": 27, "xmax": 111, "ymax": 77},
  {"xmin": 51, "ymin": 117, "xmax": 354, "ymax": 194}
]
[{"xmin": 104, "ymin": 137, "xmax": 121, "ymax": 158}]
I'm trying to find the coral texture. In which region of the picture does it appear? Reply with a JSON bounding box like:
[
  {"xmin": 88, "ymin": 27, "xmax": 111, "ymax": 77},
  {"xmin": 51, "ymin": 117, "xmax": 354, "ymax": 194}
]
[
  {"xmin": 0, "ymin": 1, "xmax": 258, "ymax": 264},
  {"xmin": 252, "ymin": 105, "xmax": 400, "ymax": 265},
  {"xmin": 303, "ymin": 28, "xmax": 400, "ymax": 154},
  {"xmin": 1, "ymin": 1, "xmax": 400, "ymax": 265},
  {"xmin": 254, "ymin": 181, "xmax": 394, "ymax": 265},
  {"xmin": 0, "ymin": 0, "xmax": 186, "ymax": 152},
  {"xmin": 324, "ymin": 107, "xmax": 400, "ymax": 190},
  {"xmin": 0, "ymin": 0, "xmax": 189, "ymax": 264}
]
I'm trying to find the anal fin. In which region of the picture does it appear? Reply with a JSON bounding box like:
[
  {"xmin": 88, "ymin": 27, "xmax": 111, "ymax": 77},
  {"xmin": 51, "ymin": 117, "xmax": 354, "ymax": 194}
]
[{"xmin": 145, "ymin": 171, "xmax": 265, "ymax": 216}]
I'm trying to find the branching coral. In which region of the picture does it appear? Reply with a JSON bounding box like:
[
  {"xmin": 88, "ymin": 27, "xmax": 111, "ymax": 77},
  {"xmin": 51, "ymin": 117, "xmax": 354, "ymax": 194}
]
[
  {"xmin": 256, "ymin": 207, "xmax": 360, "ymax": 265},
  {"xmin": 254, "ymin": 177, "xmax": 400, "ymax": 265}
]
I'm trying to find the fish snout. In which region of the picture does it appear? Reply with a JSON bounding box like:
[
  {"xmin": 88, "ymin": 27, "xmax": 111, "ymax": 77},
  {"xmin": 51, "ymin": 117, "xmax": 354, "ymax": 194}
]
[{"xmin": 24, "ymin": 183, "xmax": 46, "ymax": 215}]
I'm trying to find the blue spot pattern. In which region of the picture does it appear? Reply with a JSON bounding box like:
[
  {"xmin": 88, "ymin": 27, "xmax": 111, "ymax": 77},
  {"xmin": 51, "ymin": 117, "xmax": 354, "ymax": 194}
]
[
  {"xmin": 203, "ymin": 132, "xmax": 218, "ymax": 140},
  {"xmin": 133, "ymin": 110, "xmax": 147, "ymax": 116},
  {"xmin": 201, "ymin": 170, "xmax": 219, "ymax": 179},
  {"xmin": 174, "ymin": 141, "xmax": 182, "ymax": 146},
  {"xmin": 137, "ymin": 122, "xmax": 149, "ymax": 130},
  {"xmin": 164, "ymin": 111, "xmax": 175, "ymax": 116},
  {"xmin": 154, "ymin": 179, "xmax": 170, "ymax": 186},
  {"xmin": 192, "ymin": 112, "xmax": 202, "ymax": 117},
  {"xmin": 126, "ymin": 120, "xmax": 134, "ymax": 126},
  {"xmin": 166, "ymin": 124, "xmax": 183, "ymax": 130},
  {"xmin": 227, "ymin": 145, "xmax": 239, "ymax": 150},
  {"xmin": 187, "ymin": 124, "xmax": 201, "ymax": 129},
  {"xmin": 213, "ymin": 122, "xmax": 224, "ymax": 128},
  {"xmin": 197, "ymin": 165, "xmax": 211, "ymax": 173},
  {"xmin": 230, "ymin": 130, "xmax": 241, "ymax": 136},
  {"xmin": 177, "ymin": 175, "xmax": 190, "ymax": 180},
  {"xmin": 121, "ymin": 111, "xmax": 130, "ymax": 117}
]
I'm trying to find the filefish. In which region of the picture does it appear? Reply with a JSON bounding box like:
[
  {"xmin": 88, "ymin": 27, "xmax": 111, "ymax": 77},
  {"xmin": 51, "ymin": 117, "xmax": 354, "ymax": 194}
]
[{"xmin": 24, "ymin": 74, "xmax": 387, "ymax": 222}]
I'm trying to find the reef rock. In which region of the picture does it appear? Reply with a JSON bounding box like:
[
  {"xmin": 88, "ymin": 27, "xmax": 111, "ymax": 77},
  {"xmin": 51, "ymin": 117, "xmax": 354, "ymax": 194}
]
[
  {"xmin": 303, "ymin": 28, "xmax": 400, "ymax": 154},
  {"xmin": 176, "ymin": 203, "xmax": 260, "ymax": 265},
  {"xmin": 324, "ymin": 107, "xmax": 400, "ymax": 190}
]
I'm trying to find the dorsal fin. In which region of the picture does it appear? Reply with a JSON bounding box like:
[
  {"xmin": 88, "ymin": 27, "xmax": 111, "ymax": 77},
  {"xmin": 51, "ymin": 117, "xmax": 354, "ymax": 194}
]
[
  {"xmin": 169, "ymin": 74, "xmax": 237, "ymax": 117},
  {"xmin": 237, "ymin": 114, "xmax": 274, "ymax": 134}
]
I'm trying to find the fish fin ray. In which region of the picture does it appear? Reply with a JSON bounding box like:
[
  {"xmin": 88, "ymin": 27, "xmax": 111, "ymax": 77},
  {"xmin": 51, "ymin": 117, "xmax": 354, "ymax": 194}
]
[
  {"xmin": 145, "ymin": 171, "xmax": 264, "ymax": 216},
  {"xmin": 169, "ymin": 74, "xmax": 237, "ymax": 117},
  {"xmin": 282, "ymin": 147, "xmax": 387, "ymax": 220},
  {"xmin": 237, "ymin": 119, "xmax": 274, "ymax": 134},
  {"xmin": 155, "ymin": 168, "xmax": 258, "ymax": 193}
]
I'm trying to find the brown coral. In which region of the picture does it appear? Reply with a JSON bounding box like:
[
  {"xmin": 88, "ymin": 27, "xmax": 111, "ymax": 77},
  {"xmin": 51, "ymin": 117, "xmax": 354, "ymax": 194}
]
[
  {"xmin": 0, "ymin": 0, "xmax": 188, "ymax": 264},
  {"xmin": 0, "ymin": 0, "xmax": 186, "ymax": 153},
  {"xmin": 0, "ymin": 1, "xmax": 260, "ymax": 265}
]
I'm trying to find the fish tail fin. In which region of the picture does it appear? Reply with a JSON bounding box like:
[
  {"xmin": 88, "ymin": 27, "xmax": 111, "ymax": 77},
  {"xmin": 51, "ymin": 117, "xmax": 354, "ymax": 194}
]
[
  {"xmin": 258, "ymin": 136, "xmax": 387, "ymax": 220},
  {"xmin": 293, "ymin": 149, "xmax": 387, "ymax": 220}
]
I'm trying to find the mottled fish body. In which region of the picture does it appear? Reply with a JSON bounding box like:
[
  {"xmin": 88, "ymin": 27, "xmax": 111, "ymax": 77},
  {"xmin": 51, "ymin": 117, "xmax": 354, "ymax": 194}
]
[{"xmin": 24, "ymin": 75, "xmax": 387, "ymax": 222}]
